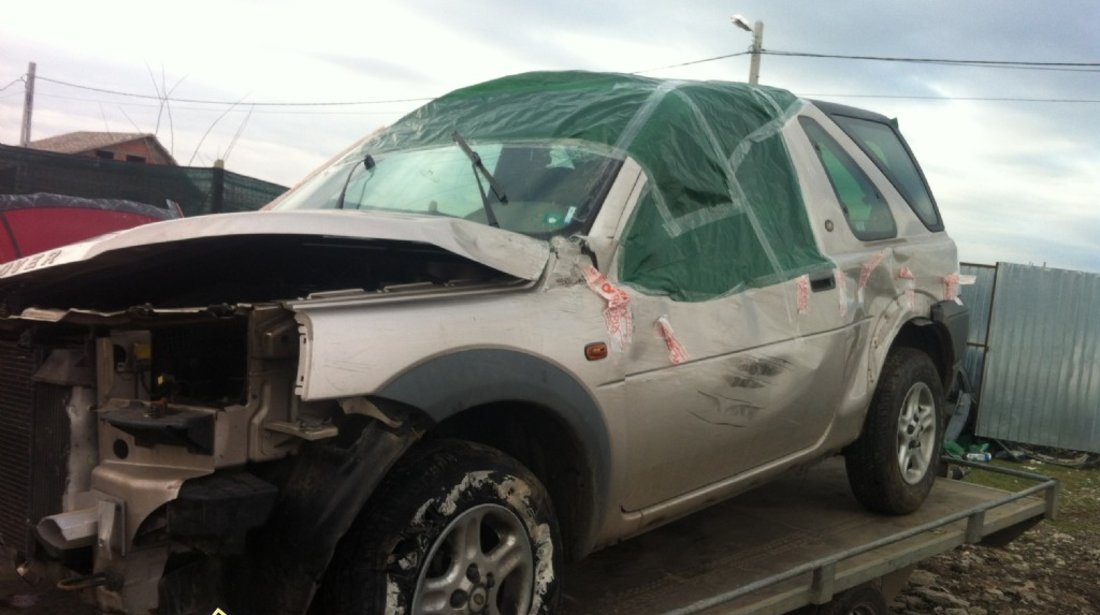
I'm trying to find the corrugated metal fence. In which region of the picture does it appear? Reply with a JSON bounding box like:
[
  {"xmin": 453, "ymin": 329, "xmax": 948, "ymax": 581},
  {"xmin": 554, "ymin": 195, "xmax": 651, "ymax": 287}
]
[{"xmin": 961, "ymin": 262, "xmax": 1100, "ymax": 453}]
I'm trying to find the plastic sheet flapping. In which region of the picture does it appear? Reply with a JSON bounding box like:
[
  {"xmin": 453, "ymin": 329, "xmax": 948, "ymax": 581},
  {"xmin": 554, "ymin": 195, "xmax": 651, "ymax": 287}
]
[{"xmin": 363, "ymin": 71, "xmax": 831, "ymax": 302}]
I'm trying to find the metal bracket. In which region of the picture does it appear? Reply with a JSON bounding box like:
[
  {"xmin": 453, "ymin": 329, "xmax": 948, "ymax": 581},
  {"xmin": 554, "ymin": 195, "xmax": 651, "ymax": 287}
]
[
  {"xmin": 810, "ymin": 561, "xmax": 836, "ymax": 604},
  {"xmin": 263, "ymin": 420, "xmax": 338, "ymax": 441}
]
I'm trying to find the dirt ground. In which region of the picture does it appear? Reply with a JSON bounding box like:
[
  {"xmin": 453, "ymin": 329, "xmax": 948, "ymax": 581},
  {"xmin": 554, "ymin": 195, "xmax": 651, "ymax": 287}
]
[
  {"xmin": 893, "ymin": 455, "xmax": 1100, "ymax": 614},
  {"xmin": 3, "ymin": 455, "xmax": 1097, "ymax": 614}
]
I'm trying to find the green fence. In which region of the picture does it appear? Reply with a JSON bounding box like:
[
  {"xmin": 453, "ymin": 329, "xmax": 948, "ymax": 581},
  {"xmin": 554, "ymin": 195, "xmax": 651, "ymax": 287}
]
[{"xmin": 0, "ymin": 144, "xmax": 287, "ymax": 216}]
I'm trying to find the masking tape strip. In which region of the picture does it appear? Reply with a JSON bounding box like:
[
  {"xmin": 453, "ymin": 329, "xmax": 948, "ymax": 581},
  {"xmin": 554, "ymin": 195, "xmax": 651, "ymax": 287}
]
[
  {"xmin": 943, "ymin": 273, "xmax": 975, "ymax": 306},
  {"xmin": 857, "ymin": 251, "xmax": 886, "ymax": 304},
  {"xmin": 834, "ymin": 269, "xmax": 849, "ymax": 318},
  {"xmin": 796, "ymin": 274, "xmax": 810, "ymax": 315},
  {"xmin": 942, "ymin": 273, "xmax": 959, "ymax": 300},
  {"xmin": 655, "ymin": 315, "xmax": 688, "ymax": 365},
  {"xmin": 897, "ymin": 266, "xmax": 915, "ymax": 309},
  {"xmin": 583, "ymin": 265, "xmax": 633, "ymax": 351}
]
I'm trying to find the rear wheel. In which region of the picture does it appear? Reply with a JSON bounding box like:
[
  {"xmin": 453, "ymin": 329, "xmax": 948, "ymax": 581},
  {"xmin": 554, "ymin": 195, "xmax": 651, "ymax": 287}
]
[
  {"xmin": 820, "ymin": 586, "xmax": 888, "ymax": 614},
  {"xmin": 314, "ymin": 439, "xmax": 561, "ymax": 614},
  {"xmin": 846, "ymin": 347, "xmax": 944, "ymax": 514}
]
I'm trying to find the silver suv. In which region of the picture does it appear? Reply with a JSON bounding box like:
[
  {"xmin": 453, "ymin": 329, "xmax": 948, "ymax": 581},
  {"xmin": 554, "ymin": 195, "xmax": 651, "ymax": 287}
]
[{"xmin": 0, "ymin": 71, "xmax": 966, "ymax": 615}]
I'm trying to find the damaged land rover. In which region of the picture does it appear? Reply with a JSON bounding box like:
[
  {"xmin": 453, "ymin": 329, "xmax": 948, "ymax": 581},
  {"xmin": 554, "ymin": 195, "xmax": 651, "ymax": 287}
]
[{"xmin": 0, "ymin": 71, "xmax": 968, "ymax": 615}]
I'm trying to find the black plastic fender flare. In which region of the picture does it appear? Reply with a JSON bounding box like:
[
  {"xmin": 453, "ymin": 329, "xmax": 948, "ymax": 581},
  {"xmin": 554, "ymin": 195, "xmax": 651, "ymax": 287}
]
[{"xmin": 375, "ymin": 348, "xmax": 612, "ymax": 550}]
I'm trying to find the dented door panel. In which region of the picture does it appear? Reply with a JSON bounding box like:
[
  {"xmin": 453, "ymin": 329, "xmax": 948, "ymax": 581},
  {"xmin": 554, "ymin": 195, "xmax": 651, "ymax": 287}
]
[{"xmin": 616, "ymin": 272, "xmax": 858, "ymax": 510}]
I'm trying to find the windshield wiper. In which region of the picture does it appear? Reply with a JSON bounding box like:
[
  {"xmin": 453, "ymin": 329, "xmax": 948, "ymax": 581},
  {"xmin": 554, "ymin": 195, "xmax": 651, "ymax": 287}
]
[
  {"xmin": 452, "ymin": 131, "xmax": 507, "ymax": 228},
  {"xmin": 335, "ymin": 154, "xmax": 375, "ymax": 210}
]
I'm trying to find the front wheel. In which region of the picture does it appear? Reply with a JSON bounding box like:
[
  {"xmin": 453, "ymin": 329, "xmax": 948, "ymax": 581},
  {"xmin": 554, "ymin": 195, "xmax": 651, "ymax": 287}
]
[
  {"xmin": 846, "ymin": 347, "xmax": 944, "ymax": 514},
  {"xmin": 314, "ymin": 439, "xmax": 561, "ymax": 614}
]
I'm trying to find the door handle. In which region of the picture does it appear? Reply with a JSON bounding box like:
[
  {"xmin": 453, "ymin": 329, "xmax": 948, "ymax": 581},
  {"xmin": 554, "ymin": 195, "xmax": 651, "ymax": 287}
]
[{"xmin": 809, "ymin": 272, "xmax": 835, "ymax": 293}]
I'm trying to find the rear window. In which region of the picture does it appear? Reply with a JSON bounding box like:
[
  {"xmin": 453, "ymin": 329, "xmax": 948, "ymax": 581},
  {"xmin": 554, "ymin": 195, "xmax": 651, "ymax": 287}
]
[
  {"xmin": 830, "ymin": 115, "xmax": 942, "ymax": 231},
  {"xmin": 799, "ymin": 118, "xmax": 896, "ymax": 241}
]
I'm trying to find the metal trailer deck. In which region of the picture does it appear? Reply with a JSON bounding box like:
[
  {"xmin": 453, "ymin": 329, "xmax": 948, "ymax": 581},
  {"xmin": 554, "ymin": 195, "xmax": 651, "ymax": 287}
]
[{"xmin": 560, "ymin": 457, "xmax": 1056, "ymax": 615}]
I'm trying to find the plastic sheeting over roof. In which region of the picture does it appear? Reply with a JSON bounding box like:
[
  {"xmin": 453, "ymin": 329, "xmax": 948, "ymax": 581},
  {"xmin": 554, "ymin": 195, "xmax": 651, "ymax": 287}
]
[{"xmin": 366, "ymin": 71, "xmax": 831, "ymax": 301}]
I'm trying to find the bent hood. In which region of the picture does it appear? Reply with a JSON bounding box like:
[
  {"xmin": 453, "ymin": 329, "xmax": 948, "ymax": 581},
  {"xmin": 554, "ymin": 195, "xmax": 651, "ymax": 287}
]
[{"xmin": 0, "ymin": 210, "xmax": 550, "ymax": 314}]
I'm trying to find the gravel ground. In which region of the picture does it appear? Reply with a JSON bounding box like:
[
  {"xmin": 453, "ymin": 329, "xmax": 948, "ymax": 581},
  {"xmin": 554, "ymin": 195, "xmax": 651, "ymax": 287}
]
[
  {"xmin": 894, "ymin": 524, "xmax": 1100, "ymax": 614},
  {"xmin": 893, "ymin": 457, "xmax": 1100, "ymax": 614}
]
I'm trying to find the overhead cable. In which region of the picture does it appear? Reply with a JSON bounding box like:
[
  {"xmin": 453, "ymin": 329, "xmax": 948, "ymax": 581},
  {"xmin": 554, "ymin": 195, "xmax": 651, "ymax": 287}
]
[
  {"xmin": 34, "ymin": 75, "xmax": 434, "ymax": 106},
  {"xmin": 764, "ymin": 50, "xmax": 1100, "ymax": 72},
  {"xmin": 630, "ymin": 51, "xmax": 750, "ymax": 74},
  {"xmin": 805, "ymin": 93, "xmax": 1100, "ymax": 103},
  {"xmin": 0, "ymin": 76, "xmax": 25, "ymax": 92},
  {"xmin": 24, "ymin": 45, "xmax": 1100, "ymax": 112},
  {"xmin": 31, "ymin": 92, "xmax": 413, "ymax": 115}
]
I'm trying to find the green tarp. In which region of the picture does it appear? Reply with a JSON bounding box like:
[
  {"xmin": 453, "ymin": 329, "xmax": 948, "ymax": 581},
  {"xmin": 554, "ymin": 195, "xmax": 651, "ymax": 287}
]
[{"xmin": 367, "ymin": 71, "xmax": 831, "ymax": 301}]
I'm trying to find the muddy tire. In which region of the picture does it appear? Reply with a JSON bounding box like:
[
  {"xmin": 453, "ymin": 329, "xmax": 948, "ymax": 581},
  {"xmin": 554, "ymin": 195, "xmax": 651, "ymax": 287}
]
[
  {"xmin": 313, "ymin": 439, "xmax": 561, "ymax": 615},
  {"xmin": 846, "ymin": 347, "xmax": 944, "ymax": 514}
]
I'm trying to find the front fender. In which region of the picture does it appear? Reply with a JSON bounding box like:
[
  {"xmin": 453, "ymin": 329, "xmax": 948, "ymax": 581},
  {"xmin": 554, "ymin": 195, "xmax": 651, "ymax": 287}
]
[{"xmin": 375, "ymin": 348, "xmax": 612, "ymax": 552}]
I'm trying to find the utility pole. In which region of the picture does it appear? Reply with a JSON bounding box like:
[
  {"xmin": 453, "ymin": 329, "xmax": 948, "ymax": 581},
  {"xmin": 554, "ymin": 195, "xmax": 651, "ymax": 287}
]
[
  {"xmin": 731, "ymin": 16, "xmax": 764, "ymax": 85},
  {"xmin": 20, "ymin": 62, "xmax": 36, "ymax": 146},
  {"xmin": 748, "ymin": 21, "xmax": 764, "ymax": 85}
]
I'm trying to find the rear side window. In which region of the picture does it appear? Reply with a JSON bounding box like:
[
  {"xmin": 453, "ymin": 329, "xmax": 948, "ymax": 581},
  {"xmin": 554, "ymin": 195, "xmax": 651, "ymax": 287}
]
[
  {"xmin": 799, "ymin": 117, "xmax": 896, "ymax": 241},
  {"xmin": 829, "ymin": 115, "xmax": 942, "ymax": 230}
]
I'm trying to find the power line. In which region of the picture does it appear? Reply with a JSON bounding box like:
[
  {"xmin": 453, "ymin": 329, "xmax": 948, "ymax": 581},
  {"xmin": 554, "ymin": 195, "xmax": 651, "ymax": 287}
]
[
  {"xmin": 16, "ymin": 49, "xmax": 1100, "ymax": 116},
  {"xmin": 805, "ymin": 92, "xmax": 1100, "ymax": 103},
  {"xmin": 764, "ymin": 50, "xmax": 1100, "ymax": 72},
  {"xmin": 630, "ymin": 48, "xmax": 1100, "ymax": 75},
  {"xmin": 35, "ymin": 75, "xmax": 435, "ymax": 106},
  {"xmin": 29, "ymin": 92, "xmax": 415, "ymax": 115},
  {"xmin": 0, "ymin": 76, "xmax": 24, "ymax": 92},
  {"xmin": 24, "ymin": 87, "xmax": 1099, "ymax": 112},
  {"xmin": 630, "ymin": 51, "xmax": 750, "ymax": 74}
]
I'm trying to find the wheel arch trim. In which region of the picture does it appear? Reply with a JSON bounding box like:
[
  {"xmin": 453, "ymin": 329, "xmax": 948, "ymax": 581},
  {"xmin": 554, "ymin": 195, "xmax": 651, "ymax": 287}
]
[{"xmin": 373, "ymin": 348, "xmax": 612, "ymax": 555}]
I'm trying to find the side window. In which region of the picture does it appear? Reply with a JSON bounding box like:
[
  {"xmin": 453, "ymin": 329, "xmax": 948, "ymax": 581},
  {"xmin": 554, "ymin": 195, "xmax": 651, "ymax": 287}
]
[
  {"xmin": 799, "ymin": 117, "xmax": 897, "ymax": 241},
  {"xmin": 830, "ymin": 115, "xmax": 943, "ymax": 231}
]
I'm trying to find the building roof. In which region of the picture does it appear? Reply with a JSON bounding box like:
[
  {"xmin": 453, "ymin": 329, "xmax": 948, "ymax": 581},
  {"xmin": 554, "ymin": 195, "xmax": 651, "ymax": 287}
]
[{"xmin": 28, "ymin": 131, "xmax": 176, "ymax": 164}]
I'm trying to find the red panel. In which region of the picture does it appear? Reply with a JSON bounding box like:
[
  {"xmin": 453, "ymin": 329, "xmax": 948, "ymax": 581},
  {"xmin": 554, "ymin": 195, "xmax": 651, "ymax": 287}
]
[
  {"xmin": 4, "ymin": 207, "xmax": 162, "ymax": 257},
  {"xmin": 0, "ymin": 214, "xmax": 17, "ymax": 263}
]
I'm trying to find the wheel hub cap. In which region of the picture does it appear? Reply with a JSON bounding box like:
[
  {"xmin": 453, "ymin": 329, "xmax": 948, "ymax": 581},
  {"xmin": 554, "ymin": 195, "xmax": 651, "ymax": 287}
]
[
  {"xmin": 897, "ymin": 382, "xmax": 936, "ymax": 485},
  {"xmin": 412, "ymin": 503, "xmax": 534, "ymax": 615}
]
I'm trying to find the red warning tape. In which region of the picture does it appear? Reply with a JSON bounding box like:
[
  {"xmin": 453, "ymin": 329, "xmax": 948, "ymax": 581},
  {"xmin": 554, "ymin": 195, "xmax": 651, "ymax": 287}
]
[
  {"xmin": 583, "ymin": 266, "xmax": 633, "ymax": 350},
  {"xmin": 656, "ymin": 315, "xmax": 688, "ymax": 365}
]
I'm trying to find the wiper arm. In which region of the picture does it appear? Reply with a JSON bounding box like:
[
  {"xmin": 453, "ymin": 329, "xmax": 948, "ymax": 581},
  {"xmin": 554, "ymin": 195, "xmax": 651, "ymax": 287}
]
[
  {"xmin": 335, "ymin": 154, "xmax": 375, "ymax": 210},
  {"xmin": 452, "ymin": 131, "xmax": 507, "ymax": 228}
]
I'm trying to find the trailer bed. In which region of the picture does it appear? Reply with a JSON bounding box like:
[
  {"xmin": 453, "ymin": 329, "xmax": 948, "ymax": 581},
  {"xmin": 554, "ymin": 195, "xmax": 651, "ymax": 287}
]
[{"xmin": 560, "ymin": 457, "xmax": 1054, "ymax": 614}]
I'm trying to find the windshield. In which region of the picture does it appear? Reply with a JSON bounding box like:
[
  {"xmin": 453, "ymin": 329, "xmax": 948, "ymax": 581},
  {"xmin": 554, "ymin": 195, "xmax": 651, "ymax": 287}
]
[{"xmin": 273, "ymin": 141, "xmax": 623, "ymax": 238}]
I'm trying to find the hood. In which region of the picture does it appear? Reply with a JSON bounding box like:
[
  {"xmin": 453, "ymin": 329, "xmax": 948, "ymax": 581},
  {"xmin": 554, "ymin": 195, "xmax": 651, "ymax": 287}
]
[{"xmin": 0, "ymin": 210, "xmax": 550, "ymax": 315}]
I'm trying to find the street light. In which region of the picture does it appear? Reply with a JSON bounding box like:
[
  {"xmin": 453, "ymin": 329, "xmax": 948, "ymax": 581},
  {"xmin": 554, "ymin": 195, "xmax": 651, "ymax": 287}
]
[{"xmin": 731, "ymin": 15, "xmax": 764, "ymax": 85}]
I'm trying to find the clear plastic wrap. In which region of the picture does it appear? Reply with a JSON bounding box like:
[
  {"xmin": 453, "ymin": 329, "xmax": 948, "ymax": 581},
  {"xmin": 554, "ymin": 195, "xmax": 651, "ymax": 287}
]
[{"xmin": 364, "ymin": 71, "xmax": 831, "ymax": 301}]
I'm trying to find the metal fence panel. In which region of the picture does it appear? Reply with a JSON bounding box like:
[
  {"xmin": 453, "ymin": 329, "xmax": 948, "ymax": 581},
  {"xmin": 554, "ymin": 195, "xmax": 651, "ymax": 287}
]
[
  {"xmin": 976, "ymin": 263, "xmax": 1100, "ymax": 452},
  {"xmin": 960, "ymin": 263, "xmax": 996, "ymax": 345},
  {"xmin": 963, "ymin": 346, "xmax": 986, "ymax": 402}
]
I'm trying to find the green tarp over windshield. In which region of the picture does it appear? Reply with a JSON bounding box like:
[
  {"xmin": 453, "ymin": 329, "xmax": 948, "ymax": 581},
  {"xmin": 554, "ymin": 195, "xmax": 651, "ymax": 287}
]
[{"xmin": 367, "ymin": 71, "xmax": 830, "ymax": 301}]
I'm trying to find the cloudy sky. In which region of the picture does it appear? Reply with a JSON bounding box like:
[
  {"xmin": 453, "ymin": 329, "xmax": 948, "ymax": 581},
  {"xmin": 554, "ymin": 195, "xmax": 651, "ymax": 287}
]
[{"xmin": 2, "ymin": 1, "xmax": 1097, "ymax": 271}]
